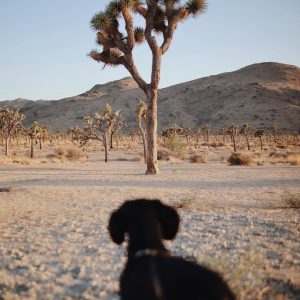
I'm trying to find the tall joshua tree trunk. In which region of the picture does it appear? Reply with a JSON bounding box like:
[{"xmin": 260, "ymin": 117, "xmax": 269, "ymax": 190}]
[
  {"xmin": 5, "ymin": 137, "xmax": 9, "ymax": 156},
  {"xmin": 89, "ymin": 0, "xmax": 207, "ymax": 174},
  {"xmin": 146, "ymin": 89, "xmax": 159, "ymax": 173}
]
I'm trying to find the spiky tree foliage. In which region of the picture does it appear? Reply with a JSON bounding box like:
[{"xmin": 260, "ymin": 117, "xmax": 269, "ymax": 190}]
[
  {"xmin": 110, "ymin": 111, "xmax": 127, "ymax": 149},
  {"xmin": 227, "ymin": 123, "xmax": 239, "ymax": 152},
  {"xmin": 193, "ymin": 128, "xmax": 202, "ymax": 144},
  {"xmin": 241, "ymin": 123, "xmax": 251, "ymax": 150},
  {"xmin": 27, "ymin": 121, "xmax": 41, "ymax": 158},
  {"xmin": 0, "ymin": 107, "xmax": 25, "ymax": 156},
  {"xmin": 271, "ymin": 123, "xmax": 278, "ymax": 144},
  {"xmin": 254, "ymin": 129, "xmax": 265, "ymax": 151},
  {"xmin": 81, "ymin": 103, "xmax": 120, "ymax": 162},
  {"xmin": 68, "ymin": 126, "xmax": 84, "ymax": 146},
  {"xmin": 201, "ymin": 123, "xmax": 210, "ymax": 143},
  {"xmin": 181, "ymin": 127, "xmax": 192, "ymax": 143},
  {"xmin": 89, "ymin": 0, "xmax": 207, "ymax": 174},
  {"xmin": 136, "ymin": 100, "xmax": 147, "ymax": 163}
]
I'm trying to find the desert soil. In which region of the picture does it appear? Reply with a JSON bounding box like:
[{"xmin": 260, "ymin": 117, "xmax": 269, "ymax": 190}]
[{"xmin": 0, "ymin": 151, "xmax": 299, "ymax": 300}]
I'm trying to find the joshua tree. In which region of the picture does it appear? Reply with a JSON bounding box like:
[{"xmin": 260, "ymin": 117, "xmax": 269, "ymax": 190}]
[
  {"xmin": 254, "ymin": 129, "xmax": 265, "ymax": 150},
  {"xmin": 136, "ymin": 100, "xmax": 147, "ymax": 163},
  {"xmin": 241, "ymin": 123, "xmax": 251, "ymax": 150},
  {"xmin": 110, "ymin": 111, "xmax": 126, "ymax": 149},
  {"xmin": 271, "ymin": 123, "xmax": 278, "ymax": 144},
  {"xmin": 227, "ymin": 123, "xmax": 239, "ymax": 152},
  {"xmin": 181, "ymin": 127, "xmax": 192, "ymax": 143},
  {"xmin": 0, "ymin": 107, "xmax": 25, "ymax": 156},
  {"xmin": 81, "ymin": 103, "xmax": 119, "ymax": 162},
  {"xmin": 27, "ymin": 121, "xmax": 41, "ymax": 158},
  {"xmin": 89, "ymin": 0, "xmax": 207, "ymax": 174},
  {"xmin": 201, "ymin": 123, "xmax": 210, "ymax": 144},
  {"xmin": 69, "ymin": 126, "xmax": 83, "ymax": 146}
]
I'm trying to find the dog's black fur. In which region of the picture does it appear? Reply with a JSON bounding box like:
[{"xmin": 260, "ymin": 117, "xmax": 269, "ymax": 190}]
[{"xmin": 108, "ymin": 199, "xmax": 235, "ymax": 300}]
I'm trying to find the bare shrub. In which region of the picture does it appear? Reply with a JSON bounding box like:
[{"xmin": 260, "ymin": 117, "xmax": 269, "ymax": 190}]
[
  {"xmin": 189, "ymin": 154, "xmax": 207, "ymax": 163},
  {"xmin": 12, "ymin": 157, "xmax": 30, "ymax": 165},
  {"xmin": 227, "ymin": 153, "xmax": 252, "ymax": 165},
  {"xmin": 55, "ymin": 147, "xmax": 65, "ymax": 157},
  {"xmin": 65, "ymin": 147, "xmax": 87, "ymax": 161},
  {"xmin": 288, "ymin": 154, "xmax": 300, "ymax": 165},
  {"xmin": 164, "ymin": 136, "xmax": 187, "ymax": 159},
  {"xmin": 0, "ymin": 186, "xmax": 14, "ymax": 192},
  {"xmin": 282, "ymin": 190, "xmax": 300, "ymax": 208},
  {"xmin": 157, "ymin": 149, "xmax": 173, "ymax": 161}
]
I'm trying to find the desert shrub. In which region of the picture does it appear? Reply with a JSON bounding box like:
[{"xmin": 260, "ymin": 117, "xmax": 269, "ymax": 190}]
[
  {"xmin": 46, "ymin": 153, "xmax": 59, "ymax": 159},
  {"xmin": 288, "ymin": 154, "xmax": 300, "ymax": 165},
  {"xmin": 281, "ymin": 190, "xmax": 300, "ymax": 208},
  {"xmin": 189, "ymin": 154, "xmax": 207, "ymax": 163},
  {"xmin": 65, "ymin": 147, "xmax": 87, "ymax": 161},
  {"xmin": 12, "ymin": 157, "xmax": 30, "ymax": 165},
  {"xmin": 55, "ymin": 147, "xmax": 65, "ymax": 157},
  {"xmin": 164, "ymin": 136, "xmax": 187, "ymax": 159},
  {"xmin": 157, "ymin": 148, "xmax": 174, "ymax": 161},
  {"xmin": 116, "ymin": 156, "xmax": 143, "ymax": 162},
  {"xmin": 227, "ymin": 153, "xmax": 252, "ymax": 165},
  {"xmin": 269, "ymin": 151, "xmax": 287, "ymax": 158},
  {"xmin": 0, "ymin": 156, "xmax": 11, "ymax": 165},
  {"xmin": 0, "ymin": 186, "xmax": 14, "ymax": 192}
]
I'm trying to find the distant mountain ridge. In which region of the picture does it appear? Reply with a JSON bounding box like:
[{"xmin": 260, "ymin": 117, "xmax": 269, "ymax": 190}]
[{"xmin": 1, "ymin": 62, "xmax": 300, "ymax": 131}]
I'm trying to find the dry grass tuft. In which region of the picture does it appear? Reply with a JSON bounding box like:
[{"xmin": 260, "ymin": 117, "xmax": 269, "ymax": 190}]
[
  {"xmin": 287, "ymin": 154, "xmax": 300, "ymax": 165},
  {"xmin": 189, "ymin": 154, "xmax": 207, "ymax": 164},
  {"xmin": 227, "ymin": 153, "xmax": 252, "ymax": 165},
  {"xmin": 281, "ymin": 190, "xmax": 300, "ymax": 208},
  {"xmin": 65, "ymin": 147, "xmax": 87, "ymax": 161},
  {"xmin": 0, "ymin": 186, "xmax": 14, "ymax": 192},
  {"xmin": 0, "ymin": 156, "xmax": 12, "ymax": 165},
  {"xmin": 51, "ymin": 147, "xmax": 87, "ymax": 162},
  {"xmin": 12, "ymin": 157, "xmax": 30, "ymax": 165}
]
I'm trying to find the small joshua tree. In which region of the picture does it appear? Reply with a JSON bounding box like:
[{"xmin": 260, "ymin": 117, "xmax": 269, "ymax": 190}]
[
  {"xmin": 69, "ymin": 126, "xmax": 84, "ymax": 146},
  {"xmin": 89, "ymin": 0, "xmax": 207, "ymax": 174},
  {"xmin": 227, "ymin": 123, "xmax": 239, "ymax": 152},
  {"xmin": 0, "ymin": 107, "xmax": 25, "ymax": 156},
  {"xmin": 81, "ymin": 103, "xmax": 119, "ymax": 162},
  {"xmin": 136, "ymin": 100, "xmax": 147, "ymax": 163},
  {"xmin": 241, "ymin": 123, "xmax": 251, "ymax": 150},
  {"xmin": 271, "ymin": 123, "xmax": 278, "ymax": 144},
  {"xmin": 110, "ymin": 111, "xmax": 126, "ymax": 149},
  {"xmin": 202, "ymin": 124, "xmax": 210, "ymax": 144},
  {"xmin": 181, "ymin": 127, "xmax": 192, "ymax": 143},
  {"xmin": 254, "ymin": 129, "xmax": 265, "ymax": 150},
  {"xmin": 27, "ymin": 121, "xmax": 41, "ymax": 158}
]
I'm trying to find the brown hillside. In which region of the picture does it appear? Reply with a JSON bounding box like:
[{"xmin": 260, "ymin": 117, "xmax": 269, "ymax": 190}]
[{"xmin": 1, "ymin": 62, "xmax": 299, "ymax": 131}]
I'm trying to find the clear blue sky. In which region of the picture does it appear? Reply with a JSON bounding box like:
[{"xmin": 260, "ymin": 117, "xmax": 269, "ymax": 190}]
[{"xmin": 0, "ymin": 0, "xmax": 299, "ymax": 100}]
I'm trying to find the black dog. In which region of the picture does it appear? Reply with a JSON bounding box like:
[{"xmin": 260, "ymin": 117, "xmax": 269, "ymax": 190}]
[{"xmin": 108, "ymin": 199, "xmax": 235, "ymax": 300}]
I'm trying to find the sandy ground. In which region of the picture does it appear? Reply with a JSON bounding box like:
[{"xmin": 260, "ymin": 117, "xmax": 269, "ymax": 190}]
[{"xmin": 0, "ymin": 151, "xmax": 300, "ymax": 300}]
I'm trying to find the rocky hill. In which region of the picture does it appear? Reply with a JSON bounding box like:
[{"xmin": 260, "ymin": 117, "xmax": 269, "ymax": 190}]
[{"xmin": 1, "ymin": 62, "xmax": 300, "ymax": 131}]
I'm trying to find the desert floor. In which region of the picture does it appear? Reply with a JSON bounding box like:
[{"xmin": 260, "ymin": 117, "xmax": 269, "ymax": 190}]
[{"xmin": 0, "ymin": 150, "xmax": 299, "ymax": 300}]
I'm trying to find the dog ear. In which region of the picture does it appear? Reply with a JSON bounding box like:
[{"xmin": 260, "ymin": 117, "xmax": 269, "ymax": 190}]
[
  {"xmin": 154, "ymin": 201, "xmax": 180, "ymax": 240},
  {"xmin": 108, "ymin": 208, "xmax": 127, "ymax": 245}
]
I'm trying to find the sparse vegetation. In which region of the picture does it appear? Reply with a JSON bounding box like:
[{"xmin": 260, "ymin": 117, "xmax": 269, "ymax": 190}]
[
  {"xmin": 282, "ymin": 190, "xmax": 300, "ymax": 208},
  {"xmin": 228, "ymin": 152, "xmax": 252, "ymax": 165},
  {"xmin": 189, "ymin": 154, "xmax": 207, "ymax": 163}
]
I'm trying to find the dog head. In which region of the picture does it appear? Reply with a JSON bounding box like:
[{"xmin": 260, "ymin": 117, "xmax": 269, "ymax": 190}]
[{"xmin": 108, "ymin": 199, "xmax": 180, "ymax": 245}]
